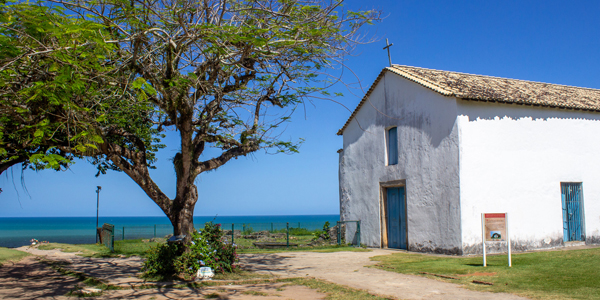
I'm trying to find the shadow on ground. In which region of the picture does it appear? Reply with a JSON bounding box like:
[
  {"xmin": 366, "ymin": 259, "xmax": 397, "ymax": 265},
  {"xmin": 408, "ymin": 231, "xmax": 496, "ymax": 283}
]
[{"xmin": 0, "ymin": 256, "xmax": 78, "ymax": 299}]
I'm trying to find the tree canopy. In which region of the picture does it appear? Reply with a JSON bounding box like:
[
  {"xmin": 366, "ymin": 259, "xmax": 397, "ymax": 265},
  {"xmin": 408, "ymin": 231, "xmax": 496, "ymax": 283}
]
[
  {"xmin": 0, "ymin": 0, "xmax": 379, "ymax": 237},
  {"xmin": 0, "ymin": 1, "xmax": 158, "ymax": 176}
]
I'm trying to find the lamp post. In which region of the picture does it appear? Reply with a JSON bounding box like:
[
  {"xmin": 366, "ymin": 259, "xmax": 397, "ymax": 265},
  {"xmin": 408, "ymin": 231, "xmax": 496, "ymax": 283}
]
[{"xmin": 96, "ymin": 186, "xmax": 102, "ymax": 243}]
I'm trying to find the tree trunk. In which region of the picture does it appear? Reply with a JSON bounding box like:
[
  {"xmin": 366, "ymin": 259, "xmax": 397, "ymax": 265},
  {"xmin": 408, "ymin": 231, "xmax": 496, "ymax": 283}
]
[{"xmin": 169, "ymin": 185, "xmax": 198, "ymax": 244}]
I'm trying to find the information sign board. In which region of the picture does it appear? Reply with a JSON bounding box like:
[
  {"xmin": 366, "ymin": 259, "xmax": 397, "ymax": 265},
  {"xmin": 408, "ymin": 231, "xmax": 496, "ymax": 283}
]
[
  {"xmin": 484, "ymin": 213, "xmax": 507, "ymax": 242},
  {"xmin": 481, "ymin": 212, "xmax": 511, "ymax": 267}
]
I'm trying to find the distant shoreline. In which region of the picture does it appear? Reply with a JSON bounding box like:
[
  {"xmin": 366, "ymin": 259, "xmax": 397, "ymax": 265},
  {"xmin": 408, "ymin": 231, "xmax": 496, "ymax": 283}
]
[
  {"xmin": 0, "ymin": 214, "xmax": 339, "ymax": 218},
  {"xmin": 0, "ymin": 214, "xmax": 340, "ymax": 248}
]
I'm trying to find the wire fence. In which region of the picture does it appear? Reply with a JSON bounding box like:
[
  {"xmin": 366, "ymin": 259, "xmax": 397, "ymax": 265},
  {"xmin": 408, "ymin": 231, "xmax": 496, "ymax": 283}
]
[
  {"xmin": 0, "ymin": 219, "xmax": 356, "ymax": 248},
  {"xmin": 116, "ymin": 221, "xmax": 330, "ymax": 240},
  {"xmin": 110, "ymin": 220, "xmax": 363, "ymax": 248}
]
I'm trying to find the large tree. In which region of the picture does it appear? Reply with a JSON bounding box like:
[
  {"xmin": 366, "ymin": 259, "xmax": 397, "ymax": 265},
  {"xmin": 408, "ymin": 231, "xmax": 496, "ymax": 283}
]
[
  {"xmin": 1, "ymin": 0, "xmax": 378, "ymax": 239},
  {"xmin": 0, "ymin": 1, "xmax": 156, "ymax": 175},
  {"xmin": 0, "ymin": 1, "xmax": 153, "ymax": 199}
]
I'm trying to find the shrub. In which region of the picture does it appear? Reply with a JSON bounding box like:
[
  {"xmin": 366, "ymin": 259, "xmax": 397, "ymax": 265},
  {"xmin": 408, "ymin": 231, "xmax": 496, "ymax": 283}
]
[
  {"xmin": 322, "ymin": 221, "xmax": 331, "ymax": 241},
  {"xmin": 312, "ymin": 221, "xmax": 331, "ymax": 241},
  {"xmin": 142, "ymin": 222, "xmax": 238, "ymax": 279},
  {"xmin": 175, "ymin": 222, "xmax": 238, "ymax": 277},
  {"xmin": 141, "ymin": 242, "xmax": 179, "ymax": 278}
]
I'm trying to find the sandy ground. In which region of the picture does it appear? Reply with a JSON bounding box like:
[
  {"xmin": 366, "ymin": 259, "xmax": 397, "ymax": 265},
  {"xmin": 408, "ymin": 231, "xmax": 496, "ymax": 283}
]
[
  {"xmin": 1, "ymin": 246, "xmax": 327, "ymax": 300},
  {"xmin": 0, "ymin": 246, "xmax": 531, "ymax": 299},
  {"xmin": 239, "ymin": 249, "xmax": 528, "ymax": 300},
  {"xmin": 0, "ymin": 256, "xmax": 77, "ymax": 299}
]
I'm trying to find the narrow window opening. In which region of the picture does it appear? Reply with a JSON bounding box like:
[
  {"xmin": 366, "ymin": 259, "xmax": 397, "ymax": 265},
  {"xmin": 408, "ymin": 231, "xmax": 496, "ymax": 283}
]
[{"xmin": 387, "ymin": 127, "xmax": 398, "ymax": 165}]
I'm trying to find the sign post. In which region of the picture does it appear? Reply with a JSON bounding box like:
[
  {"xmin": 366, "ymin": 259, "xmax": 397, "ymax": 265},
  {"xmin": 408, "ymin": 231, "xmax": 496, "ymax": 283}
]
[{"xmin": 481, "ymin": 213, "xmax": 511, "ymax": 267}]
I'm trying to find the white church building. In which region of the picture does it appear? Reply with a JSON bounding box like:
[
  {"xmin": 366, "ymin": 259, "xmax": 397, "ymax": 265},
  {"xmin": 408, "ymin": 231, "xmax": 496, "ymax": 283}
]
[{"xmin": 337, "ymin": 65, "xmax": 600, "ymax": 254}]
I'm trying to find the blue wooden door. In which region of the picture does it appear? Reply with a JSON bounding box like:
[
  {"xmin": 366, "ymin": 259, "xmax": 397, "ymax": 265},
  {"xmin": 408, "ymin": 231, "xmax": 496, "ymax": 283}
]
[
  {"xmin": 561, "ymin": 183, "xmax": 584, "ymax": 242},
  {"xmin": 387, "ymin": 187, "xmax": 407, "ymax": 249}
]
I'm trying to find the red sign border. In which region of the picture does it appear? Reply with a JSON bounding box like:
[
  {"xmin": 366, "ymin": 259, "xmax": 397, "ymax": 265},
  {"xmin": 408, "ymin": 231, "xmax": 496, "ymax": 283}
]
[{"xmin": 484, "ymin": 213, "xmax": 506, "ymax": 219}]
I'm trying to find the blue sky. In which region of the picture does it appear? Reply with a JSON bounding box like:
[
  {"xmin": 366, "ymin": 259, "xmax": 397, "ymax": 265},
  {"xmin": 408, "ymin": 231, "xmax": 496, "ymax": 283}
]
[{"xmin": 2, "ymin": 0, "xmax": 600, "ymax": 217}]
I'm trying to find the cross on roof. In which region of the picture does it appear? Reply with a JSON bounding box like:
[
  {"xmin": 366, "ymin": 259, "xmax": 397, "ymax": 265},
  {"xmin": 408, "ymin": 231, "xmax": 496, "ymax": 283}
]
[{"xmin": 383, "ymin": 38, "xmax": 393, "ymax": 67}]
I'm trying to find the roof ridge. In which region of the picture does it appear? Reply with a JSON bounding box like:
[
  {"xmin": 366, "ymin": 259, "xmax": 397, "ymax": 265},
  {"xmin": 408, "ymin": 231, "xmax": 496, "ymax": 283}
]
[
  {"xmin": 392, "ymin": 64, "xmax": 600, "ymax": 92},
  {"xmin": 337, "ymin": 65, "xmax": 600, "ymax": 136},
  {"xmin": 387, "ymin": 66, "xmax": 455, "ymax": 96}
]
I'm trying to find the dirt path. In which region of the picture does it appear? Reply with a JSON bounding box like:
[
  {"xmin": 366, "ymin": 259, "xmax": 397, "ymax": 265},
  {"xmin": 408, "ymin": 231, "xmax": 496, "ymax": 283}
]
[
  {"xmin": 5, "ymin": 247, "xmax": 327, "ymax": 299},
  {"xmin": 4, "ymin": 246, "xmax": 530, "ymax": 299},
  {"xmin": 0, "ymin": 255, "xmax": 323, "ymax": 300},
  {"xmin": 0, "ymin": 256, "xmax": 76, "ymax": 299},
  {"xmin": 239, "ymin": 249, "xmax": 529, "ymax": 300}
]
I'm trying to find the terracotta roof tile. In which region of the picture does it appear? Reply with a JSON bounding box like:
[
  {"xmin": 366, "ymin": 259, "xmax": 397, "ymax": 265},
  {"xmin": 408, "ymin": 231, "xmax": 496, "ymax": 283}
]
[{"xmin": 337, "ymin": 65, "xmax": 600, "ymax": 135}]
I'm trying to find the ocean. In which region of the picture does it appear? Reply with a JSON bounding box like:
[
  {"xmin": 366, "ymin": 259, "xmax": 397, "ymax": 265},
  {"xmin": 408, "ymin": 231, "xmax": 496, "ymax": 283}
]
[{"xmin": 0, "ymin": 215, "xmax": 339, "ymax": 248}]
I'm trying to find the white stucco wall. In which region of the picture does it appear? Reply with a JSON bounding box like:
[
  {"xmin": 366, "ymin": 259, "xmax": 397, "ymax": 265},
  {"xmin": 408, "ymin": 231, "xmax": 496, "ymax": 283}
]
[
  {"xmin": 457, "ymin": 100, "xmax": 600, "ymax": 253},
  {"xmin": 339, "ymin": 73, "xmax": 462, "ymax": 253}
]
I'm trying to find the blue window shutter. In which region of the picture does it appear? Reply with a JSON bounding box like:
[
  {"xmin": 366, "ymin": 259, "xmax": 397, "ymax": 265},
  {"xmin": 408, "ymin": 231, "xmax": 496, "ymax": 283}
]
[{"xmin": 388, "ymin": 127, "xmax": 398, "ymax": 165}]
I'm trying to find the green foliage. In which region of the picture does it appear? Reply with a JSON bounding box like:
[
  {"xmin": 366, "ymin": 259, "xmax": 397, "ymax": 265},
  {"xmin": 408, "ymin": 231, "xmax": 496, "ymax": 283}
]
[
  {"xmin": 312, "ymin": 221, "xmax": 331, "ymax": 241},
  {"xmin": 142, "ymin": 223, "xmax": 238, "ymax": 279},
  {"xmin": 141, "ymin": 242, "xmax": 179, "ymax": 279},
  {"xmin": 175, "ymin": 223, "xmax": 238, "ymax": 276},
  {"xmin": 0, "ymin": 1, "xmax": 163, "ymax": 175},
  {"xmin": 322, "ymin": 221, "xmax": 331, "ymax": 240}
]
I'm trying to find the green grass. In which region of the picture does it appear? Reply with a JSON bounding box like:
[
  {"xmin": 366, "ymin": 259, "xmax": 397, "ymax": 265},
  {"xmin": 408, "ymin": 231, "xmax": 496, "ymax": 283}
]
[
  {"xmin": 38, "ymin": 243, "xmax": 108, "ymax": 256},
  {"xmin": 238, "ymin": 245, "xmax": 370, "ymax": 254},
  {"xmin": 179, "ymin": 277, "xmax": 391, "ymax": 299},
  {"xmin": 38, "ymin": 239, "xmax": 159, "ymax": 257},
  {"xmin": 0, "ymin": 247, "xmax": 31, "ymax": 266},
  {"xmin": 371, "ymin": 247, "xmax": 600, "ymax": 300},
  {"xmin": 232, "ymin": 235, "xmax": 315, "ymax": 249},
  {"xmin": 36, "ymin": 236, "xmax": 364, "ymax": 256},
  {"xmin": 241, "ymin": 290, "xmax": 269, "ymax": 296},
  {"xmin": 238, "ymin": 227, "xmax": 321, "ymax": 236},
  {"xmin": 232, "ymin": 233, "xmax": 368, "ymax": 254},
  {"xmin": 112, "ymin": 239, "xmax": 160, "ymax": 256},
  {"xmin": 283, "ymin": 278, "xmax": 392, "ymax": 300}
]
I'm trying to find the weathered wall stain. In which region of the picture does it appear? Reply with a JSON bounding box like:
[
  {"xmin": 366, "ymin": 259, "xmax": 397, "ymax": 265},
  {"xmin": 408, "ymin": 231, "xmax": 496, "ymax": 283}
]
[
  {"xmin": 409, "ymin": 242, "xmax": 463, "ymax": 255},
  {"xmin": 586, "ymin": 235, "xmax": 600, "ymax": 245},
  {"xmin": 463, "ymin": 238, "xmax": 565, "ymax": 255}
]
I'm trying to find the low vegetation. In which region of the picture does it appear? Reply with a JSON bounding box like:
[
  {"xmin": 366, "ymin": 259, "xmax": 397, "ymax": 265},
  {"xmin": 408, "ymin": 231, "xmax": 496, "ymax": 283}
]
[
  {"xmin": 230, "ymin": 234, "xmax": 314, "ymax": 249},
  {"xmin": 371, "ymin": 247, "xmax": 600, "ymax": 300},
  {"xmin": 141, "ymin": 277, "xmax": 389, "ymax": 299},
  {"xmin": 284, "ymin": 278, "xmax": 392, "ymax": 300},
  {"xmin": 239, "ymin": 245, "xmax": 370, "ymax": 254},
  {"xmin": 142, "ymin": 222, "xmax": 238, "ymax": 280},
  {"xmin": 0, "ymin": 247, "xmax": 30, "ymax": 266},
  {"xmin": 37, "ymin": 229, "xmax": 363, "ymax": 257},
  {"xmin": 38, "ymin": 239, "xmax": 159, "ymax": 257}
]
